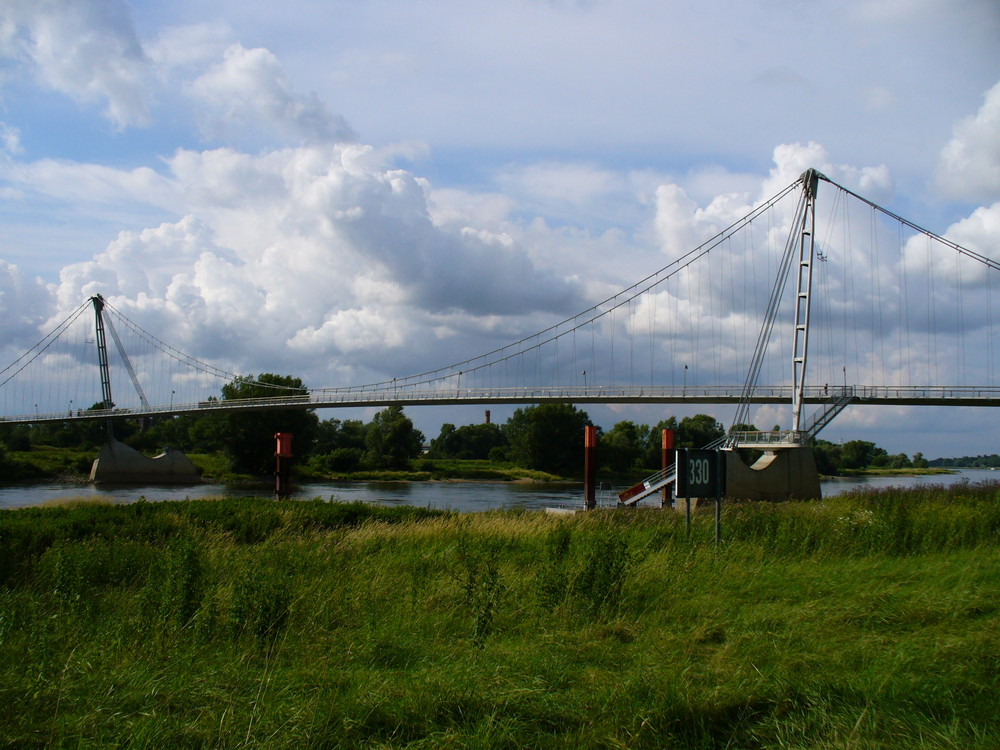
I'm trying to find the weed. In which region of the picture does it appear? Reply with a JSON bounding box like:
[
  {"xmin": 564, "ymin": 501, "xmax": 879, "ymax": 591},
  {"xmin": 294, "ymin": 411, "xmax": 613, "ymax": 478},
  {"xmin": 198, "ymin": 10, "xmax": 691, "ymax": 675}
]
[
  {"xmin": 570, "ymin": 531, "xmax": 632, "ymax": 617},
  {"xmin": 453, "ymin": 536, "xmax": 505, "ymax": 647},
  {"xmin": 229, "ymin": 557, "xmax": 292, "ymax": 648}
]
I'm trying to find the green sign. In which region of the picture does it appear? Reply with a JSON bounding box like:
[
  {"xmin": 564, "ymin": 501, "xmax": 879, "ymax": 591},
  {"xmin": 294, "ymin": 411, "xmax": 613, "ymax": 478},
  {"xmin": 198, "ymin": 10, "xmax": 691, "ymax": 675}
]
[{"xmin": 675, "ymin": 449, "xmax": 725, "ymax": 498}]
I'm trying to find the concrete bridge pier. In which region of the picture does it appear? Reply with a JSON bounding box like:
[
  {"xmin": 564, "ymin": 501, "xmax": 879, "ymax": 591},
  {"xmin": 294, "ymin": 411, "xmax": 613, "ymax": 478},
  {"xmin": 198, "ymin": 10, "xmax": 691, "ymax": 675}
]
[
  {"xmin": 723, "ymin": 447, "xmax": 821, "ymax": 501},
  {"xmin": 89, "ymin": 439, "xmax": 202, "ymax": 484}
]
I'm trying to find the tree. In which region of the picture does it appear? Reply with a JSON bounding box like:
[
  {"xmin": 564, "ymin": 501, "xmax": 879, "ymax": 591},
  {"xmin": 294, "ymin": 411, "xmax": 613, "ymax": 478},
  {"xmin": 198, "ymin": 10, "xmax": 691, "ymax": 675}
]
[
  {"xmin": 601, "ymin": 420, "xmax": 647, "ymax": 473},
  {"xmin": 306, "ymin": 418, "xmax": 369, "ymax": 473},
  {"xmin": 642, "ymin": 417, "xmax": 678, "ymax": 468},
  {"xmin": 840, "ymin": 440, "xmax": 883, "ymax": 470},
  {"xmin": 217, "ymin": 374, "xmax": 319, "ymax": 475},
  {"xmin": 811, "ymin": 439, "xmax": 841, "ymax": 475},
  {"xmin": 430, "ymin": 422, "xmax": 506, "ymax": 460},
  {"xmin": 677, "ymin": 414, "xmax": 725, "ymax": 449},
  {"xmin": 314, "ymin": 418, "xmax": 367, "ymax": 455},
  {"xmin": 887, "ymin": 453, "xmax": 913, "ymax": 469},
  {"xmin": 503, "ymin": 403, "xmax": 592, "ymax": 476},
  {"xmin": 364, "ymin": 405, "xmax": 424, "ymax": 470}
]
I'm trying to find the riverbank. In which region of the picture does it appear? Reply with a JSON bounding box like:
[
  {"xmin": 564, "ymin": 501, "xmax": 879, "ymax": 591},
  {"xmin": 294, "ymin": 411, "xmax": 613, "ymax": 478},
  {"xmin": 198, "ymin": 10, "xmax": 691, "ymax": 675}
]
[
  {"xmin": 7, "ymin": 445, "xmax": 965, "ymax": 487},
  {"xmin": 3, "ymin": 449, "xmax": 572, "ymax": 484},
  {"xmin": 2, "ymin": 483, "xmax": 999, "ymax": 747},
  {"xmin": 835, "ymin": 466, "xmax": 954, "ymax": 477}
]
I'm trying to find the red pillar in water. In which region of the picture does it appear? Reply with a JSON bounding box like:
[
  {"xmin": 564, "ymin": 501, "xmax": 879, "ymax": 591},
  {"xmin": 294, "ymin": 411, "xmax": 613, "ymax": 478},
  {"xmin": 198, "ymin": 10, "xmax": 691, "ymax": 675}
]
[
  {"xmin": 661, "ymin": 429, "xmax": 675, "ymax": 507},
  {"xmin": 584, "ymin": 425, "xmax": 598, "ymax": 510},
  {"xmin": 275, "ymin": 432, "xmax": 293, "ymax": 499}
]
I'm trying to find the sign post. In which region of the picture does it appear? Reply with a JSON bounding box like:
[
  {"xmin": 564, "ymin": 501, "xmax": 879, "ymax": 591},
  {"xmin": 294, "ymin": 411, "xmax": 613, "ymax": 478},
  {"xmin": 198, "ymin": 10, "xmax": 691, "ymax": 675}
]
[{"xmin": 675, "ymin": 448, "xmax": 726, "ymax": 543}]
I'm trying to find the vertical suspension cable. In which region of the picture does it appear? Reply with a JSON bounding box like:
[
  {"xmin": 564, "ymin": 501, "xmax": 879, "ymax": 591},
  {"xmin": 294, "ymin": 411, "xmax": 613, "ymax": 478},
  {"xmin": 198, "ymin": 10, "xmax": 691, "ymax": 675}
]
[
  {"xmin": 927, "ymin": 235, "xmax": 938, "ymax": 385},
  {"xmin": 956, "ymin": 251, "xmax": 966, "ymax": 385},
  {"xmin": 871, "ymin": 207, "xmax": 887, "ymax": 386},
  {"xmin": 898, "ymin": 222, "xmax": 910, "ymax": 385},
  {"xmin": 648, "ymin": 288, "xmax": 656, "ymax": 387}
]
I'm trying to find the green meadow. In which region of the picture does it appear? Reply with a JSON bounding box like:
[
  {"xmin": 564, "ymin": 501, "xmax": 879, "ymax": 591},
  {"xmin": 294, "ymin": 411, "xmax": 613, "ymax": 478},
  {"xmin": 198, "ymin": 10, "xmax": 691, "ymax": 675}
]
[{"xmin": 1, "ymin": 482, "xmax": 998, "ymax": 748}]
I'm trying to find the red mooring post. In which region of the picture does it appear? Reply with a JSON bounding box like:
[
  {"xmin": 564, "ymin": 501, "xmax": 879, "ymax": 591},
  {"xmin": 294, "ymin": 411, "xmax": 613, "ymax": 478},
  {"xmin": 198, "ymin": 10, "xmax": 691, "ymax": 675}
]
[
  {"xmin": 584, "ymin": 425, "xmax": 597, "ymax": 510},
  {"xmin": 275, "ymin": 432, "xmax": 293, "ymax": 499},
  {"xmin": 661, "ymin": 428, "xmax": 675, "ymax": 507}
]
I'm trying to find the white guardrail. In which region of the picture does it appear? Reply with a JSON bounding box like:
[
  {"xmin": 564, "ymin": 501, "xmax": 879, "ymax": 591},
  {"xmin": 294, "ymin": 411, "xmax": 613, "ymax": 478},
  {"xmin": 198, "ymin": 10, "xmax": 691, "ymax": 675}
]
[{"xmin": 3, "ymin": 384, "xmax": 999, "ymax": 424}]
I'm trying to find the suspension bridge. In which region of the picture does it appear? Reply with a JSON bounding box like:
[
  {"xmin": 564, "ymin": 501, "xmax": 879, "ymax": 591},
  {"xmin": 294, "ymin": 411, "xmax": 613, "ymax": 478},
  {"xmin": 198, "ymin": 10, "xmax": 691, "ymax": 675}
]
[{"xmin": 2, "ymin": 170, "xmax": 998, "ymax": 454}]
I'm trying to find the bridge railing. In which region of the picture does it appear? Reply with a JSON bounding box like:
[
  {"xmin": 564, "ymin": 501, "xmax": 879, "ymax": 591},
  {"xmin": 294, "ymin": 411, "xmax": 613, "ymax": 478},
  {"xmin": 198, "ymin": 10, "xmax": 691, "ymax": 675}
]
[
  {"xmin": 723, "ymin": 430, "xmax": 809, "ymax": 448},
  {"xmin": 3, "ymin": 383, "xmax": 999, "ymax": 424}
]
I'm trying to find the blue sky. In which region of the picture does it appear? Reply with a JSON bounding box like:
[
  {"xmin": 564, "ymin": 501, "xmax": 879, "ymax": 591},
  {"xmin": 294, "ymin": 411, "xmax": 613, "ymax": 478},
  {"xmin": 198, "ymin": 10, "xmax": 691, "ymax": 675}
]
[{"xmin": 1, "ymin": 0, "xmax": 998, "ymax": 456}]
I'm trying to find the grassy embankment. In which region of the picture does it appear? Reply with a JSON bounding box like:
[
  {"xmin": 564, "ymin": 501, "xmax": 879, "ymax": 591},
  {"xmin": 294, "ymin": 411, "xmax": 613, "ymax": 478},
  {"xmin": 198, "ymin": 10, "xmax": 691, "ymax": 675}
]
[{"xmin": 1, "ymin": 481, "xmax": 999, "ymax": 747}]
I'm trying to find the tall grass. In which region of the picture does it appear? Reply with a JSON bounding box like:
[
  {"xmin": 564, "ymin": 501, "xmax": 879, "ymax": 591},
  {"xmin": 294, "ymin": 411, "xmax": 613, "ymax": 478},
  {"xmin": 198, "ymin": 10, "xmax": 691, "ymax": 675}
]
[{"xmin": 0, "ymin": 483, "xmax": 998, "ymax": 747}]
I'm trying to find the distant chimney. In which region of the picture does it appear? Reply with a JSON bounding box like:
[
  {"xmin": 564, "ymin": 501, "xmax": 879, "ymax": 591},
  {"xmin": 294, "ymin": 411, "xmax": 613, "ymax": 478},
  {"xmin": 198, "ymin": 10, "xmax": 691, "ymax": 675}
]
[{"xmin": 485, "ymin": 410, "xmax": 491, "ymax": 424}]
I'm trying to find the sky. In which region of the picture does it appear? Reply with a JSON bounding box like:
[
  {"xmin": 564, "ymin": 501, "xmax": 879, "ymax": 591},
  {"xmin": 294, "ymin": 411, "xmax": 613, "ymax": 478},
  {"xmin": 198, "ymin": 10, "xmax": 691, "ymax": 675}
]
[{"xmin": 0, "ymin": 0, "xmax": 998, "ymax": 458}]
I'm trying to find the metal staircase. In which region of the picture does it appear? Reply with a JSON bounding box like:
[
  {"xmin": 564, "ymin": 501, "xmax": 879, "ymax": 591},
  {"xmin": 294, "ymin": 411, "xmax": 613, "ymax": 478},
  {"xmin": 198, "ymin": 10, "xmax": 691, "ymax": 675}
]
[
  {"xmin": 802, "ymin": 387, "xmax": 856, "ymax": 438},
  {"xmin": 617, "ymin": 464, "xmax": 676, "ymax": 506}
]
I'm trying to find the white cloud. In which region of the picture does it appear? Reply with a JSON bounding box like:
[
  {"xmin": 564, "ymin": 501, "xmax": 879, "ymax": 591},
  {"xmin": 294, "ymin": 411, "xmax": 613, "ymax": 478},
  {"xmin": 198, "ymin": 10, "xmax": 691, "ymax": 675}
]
[
  {"xmin": 0, "ymin": 123, "xmax": 21, "ymax": 155},
  {"xmin": 39, "ymin": 140, "xmax": 586, "ymax": 382},
  {"xmin": 187, "ymin": 43, "xmax": 356, "ymax": 146},
  {"xmin": 0, "ymin": 0, "xmax": 150, "ymax": 128},
  {"xmin": 937, "ymin": 80, "xmax": 1000, "ymax": 202},
  {"xmin": 0, "ymin": 260, "xmax": 53, "ymax": 348},
  {"xmin": 145, "ymin": 21, "xmax": 233, "ymax": 72}
]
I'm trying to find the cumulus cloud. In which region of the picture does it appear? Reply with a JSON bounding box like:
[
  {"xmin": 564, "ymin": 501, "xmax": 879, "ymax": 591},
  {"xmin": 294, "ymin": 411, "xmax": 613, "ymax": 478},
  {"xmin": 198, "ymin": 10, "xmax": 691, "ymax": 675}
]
[
  {"xmin": 40, "ymin": 141, "xmax": 585, "ymax": 382},
  {"xmin": 0, "ymin": 260, "xmax": 52, "ymax": 348},
  {"xmin": 0, "ymin": 5, "xmax": 356, "ymax": 148},
  {"xmin": 937, "ymin": 80, "xmax": 1000, "ymax": 202},
  {"xmin": 0, "ymin": 0, "xmax": 150, "ymax": 128},
  {"xmin": 187, "ymin": 43, "xmax": 356, "ymax": 146}
]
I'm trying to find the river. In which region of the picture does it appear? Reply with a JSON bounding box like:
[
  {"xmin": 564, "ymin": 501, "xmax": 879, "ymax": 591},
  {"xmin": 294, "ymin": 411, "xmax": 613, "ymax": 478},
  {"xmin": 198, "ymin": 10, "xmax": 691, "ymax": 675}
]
[{"xmin": 1, "ymin": 469, "xmax": 997, "ymax": 512}]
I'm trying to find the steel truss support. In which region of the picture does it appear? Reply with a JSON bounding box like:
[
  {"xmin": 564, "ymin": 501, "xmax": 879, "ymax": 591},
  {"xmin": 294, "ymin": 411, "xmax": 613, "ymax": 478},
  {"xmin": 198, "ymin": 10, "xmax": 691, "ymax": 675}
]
[
  {"xmin": 791, "ymin": 169, "xmax": 820, "ymax": 434},
  {"xmin": 91, "ymin": 295, "xmax": 114, "ymax": 411}
]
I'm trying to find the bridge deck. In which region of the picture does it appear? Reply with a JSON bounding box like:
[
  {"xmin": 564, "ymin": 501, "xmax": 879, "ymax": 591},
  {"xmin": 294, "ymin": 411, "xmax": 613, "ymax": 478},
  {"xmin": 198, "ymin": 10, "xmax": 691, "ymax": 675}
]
[{"xmin": 4, "ymin": 385, "xmax": 998, "ymax": 424}]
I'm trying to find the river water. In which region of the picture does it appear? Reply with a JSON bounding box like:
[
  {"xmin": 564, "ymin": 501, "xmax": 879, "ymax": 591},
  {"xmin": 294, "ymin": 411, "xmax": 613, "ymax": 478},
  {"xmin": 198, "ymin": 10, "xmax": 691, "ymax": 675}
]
[{"xmin": 1, "ymin": 469, "xmax": 997, "ymax": 512}]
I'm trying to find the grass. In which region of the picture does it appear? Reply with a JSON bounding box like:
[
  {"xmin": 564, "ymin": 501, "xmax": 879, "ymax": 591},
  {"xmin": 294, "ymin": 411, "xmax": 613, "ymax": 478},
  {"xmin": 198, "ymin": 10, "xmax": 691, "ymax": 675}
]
[
  {"xmin": 5, "ymin": 446, "xmax": 94, "ymax": 480},
  {"xmin": 0, "ymin": 482, "xmax": 999, "ymax": 747}
]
